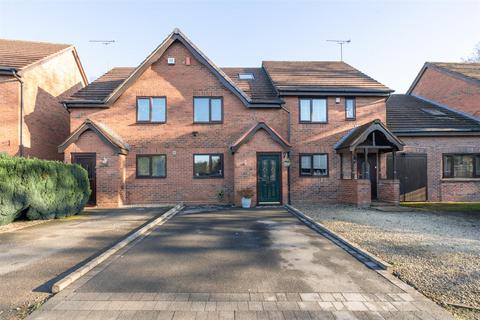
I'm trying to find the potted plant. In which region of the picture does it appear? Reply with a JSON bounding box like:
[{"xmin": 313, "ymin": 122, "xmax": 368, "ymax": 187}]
[{"xmin": 239, "ymin": 188, "xmax": 254, "ymax": 208}]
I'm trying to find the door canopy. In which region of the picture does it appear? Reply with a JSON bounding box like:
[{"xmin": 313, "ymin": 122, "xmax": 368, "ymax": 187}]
[
  {"xmin": 335, "ymin": 119, "xmax": 404, "ymax": 153},
  {"xmin": 230, "ymin": 122, "xmax": 291, "ymax": 153}
]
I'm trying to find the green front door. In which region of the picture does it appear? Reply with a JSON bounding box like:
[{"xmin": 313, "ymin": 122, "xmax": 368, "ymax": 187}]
[{"xmin": 257, "ymin": 154, "xmax": 281, "ymax": 204}]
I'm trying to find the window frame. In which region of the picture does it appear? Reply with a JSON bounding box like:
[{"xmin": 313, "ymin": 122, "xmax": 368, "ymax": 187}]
[
  {"xmin": 136, "ymin": 96, "xmax": 167, "ymax": 124},
  {"xmin": 443, "ymin": 153, "xmax": 480, "ymax": 179},
  {"xmin": 345, "ymin": 97, "xmax": 356, "ymax": 120},
  {"xmin": 193, "ymin": 96, "xmax": 224, "ymax": 124},
  {"xmin": 299, "ymin": 153, "xmax": 329, "ymax": 177},
  {"xmin": 193, "ymin": 153, "xmax": 224, "ymax": 179},
  {"xmin": 298, "ymin": 98, "xmax": 328, "ymax": 124},
  {"xmin": 238, "ymin": 73, "xmax": 255, "ymax": 80},
  {"xmin": 136, "ymin": 154, "xmax": 167, "ymax": 179}
]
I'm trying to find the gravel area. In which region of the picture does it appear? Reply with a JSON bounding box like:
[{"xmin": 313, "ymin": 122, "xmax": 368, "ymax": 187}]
[{"xmin": 296, "ymin": 204, "xmax": 480, "ymax": 320}]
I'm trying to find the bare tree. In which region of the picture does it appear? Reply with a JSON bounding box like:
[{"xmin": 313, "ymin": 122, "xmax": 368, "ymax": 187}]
[{"xmin": 463, "ymin": 42, "xmax": 480, "ymax": 62}]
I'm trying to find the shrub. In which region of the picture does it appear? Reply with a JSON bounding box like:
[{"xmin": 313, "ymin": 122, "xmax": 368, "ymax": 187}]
[
  {"xmin": 0, "ymin": 154, "xmax": 91, "ymax": 225},
  {"xmin": 238, "ymin": 188, "xmax": 254, "ymax": 199}
]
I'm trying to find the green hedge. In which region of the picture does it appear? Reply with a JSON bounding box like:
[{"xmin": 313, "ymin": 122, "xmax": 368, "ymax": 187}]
[{"xmin": 0, "ymin": 154, "xmax": 91, "ymax": 225}]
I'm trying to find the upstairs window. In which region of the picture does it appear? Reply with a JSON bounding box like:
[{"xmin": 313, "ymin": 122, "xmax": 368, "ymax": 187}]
[
  {"xmin": 238, "ymin": 73, "xmax": 254, "ymax": 80},
  {"xmin": 194, "ymin": 97, "xmax": 223, "ymax": 123},
  {"xmin": 300, "ymin": 154, "xmax": 328, "ymax": 176},
  {"xmin": 136, "ymin": 155, "xmax": 166, "ymax": 178},
  {"xmin": 137, "ymin": 97, "xmax": 166, "ymax": 123},
  {"xmin": 299, "ymin": 98, "xmax": 327, "ymax": 123},
  {"xmin": 345, "ymin": 97, "xmax": 356, "ymax": 120},
  {"xmin": 443, "ymin": 154, "xmax": 480, "ymax": 178},
  {"xmin": 194, "ymin": 154, "xmax": 223, "ymax": 178}
]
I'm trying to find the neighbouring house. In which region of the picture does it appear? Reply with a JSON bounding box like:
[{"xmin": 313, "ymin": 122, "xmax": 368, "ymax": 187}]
[
  {"xmin": 407, "ymin": 62, "xmax": 480, "ymax": 118},
  {"xmin": 59, "ymin": 28, "xmax": 403, "ymax": 208},
  {"xmin": 387, "ymin": 95, "xmax": 480, "ymax": 202},
  {"xmin": 386, "ymin": 62, "xmax": 480, "ymax": 202},
  {"xmin": 0, "ymin": 39, "xmax": 87, "ymax": 160}
]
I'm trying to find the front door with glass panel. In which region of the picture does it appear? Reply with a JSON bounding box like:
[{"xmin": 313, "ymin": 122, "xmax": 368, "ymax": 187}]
[{"xmin": 257, "ymin": 154, "xmax": 281, "ymax": 204}]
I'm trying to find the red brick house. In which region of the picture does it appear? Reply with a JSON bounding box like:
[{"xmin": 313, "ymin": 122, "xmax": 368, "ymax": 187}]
[
  {"xmin": 407, "ymin": 62, "xmax": 480, "ymax": 118},
  {"xmin": 0, "ymin": 39, "xmax": 87, "ymax": 160},
  {"xmin": 59, "ymin": 29, "xmax": 403, "ymax": 207},
  {"xmin": 387, "ymin": 62, "xmax": 480, "ymax": 202}
]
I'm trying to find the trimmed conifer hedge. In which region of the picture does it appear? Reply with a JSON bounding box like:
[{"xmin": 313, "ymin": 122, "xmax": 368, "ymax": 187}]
[{"xmin": 0, "ymin": 154, "xmax": 91, "ymax": 225}]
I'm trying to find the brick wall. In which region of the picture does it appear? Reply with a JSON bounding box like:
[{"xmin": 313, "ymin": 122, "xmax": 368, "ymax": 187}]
[
  {"xmin": 0, "ymin": 78, "xmax": 19, "ymax": 155},
  {"xmin": 233, "ymin": 130, "xmax": 288, "ymax": 206},
  {"xmin": 65, "ymin": 131, "xmax": 125, "ymax": 207},
  {"xmin": 411, "ymin": 67, "xmax": 480, "ymax": 118},
  {"xmin": 400, "ymin": 136, "xmax": 480, "ymax": 202},
  {"xmin": 338, "ymin": 179, "xmax": 371, "ymax": 207},
  {"xmin": 22, "ymin": 49, "xmax": 85, "ymax": 160},
  {"xmin": 377, "ymin": 179, "xmax": 400, "ymax": 205},
  {"xmin": 68, "ymin": 41, "xmax": 287, "ymax": 206},
  {"xmin": 287, "ymin": 95, "xmax": 387, "ymax": 203},
  {"xmin": 65, "ymin": 40, "xmax": 393, "ymax": 207}
]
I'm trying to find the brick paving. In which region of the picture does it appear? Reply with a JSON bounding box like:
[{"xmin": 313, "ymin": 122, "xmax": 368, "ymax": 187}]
[{"xmin": 29, "ymin": 290, "xmax": 453, "ymax": 319}]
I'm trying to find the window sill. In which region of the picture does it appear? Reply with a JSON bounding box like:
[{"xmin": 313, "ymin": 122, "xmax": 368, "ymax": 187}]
[
  {"xmin": 441, "ymin": 178, "xmax": 480, "ymax": 182},
  {"xmin": 299, "ymin": 174, "xmax": 329, "ymax": 178},
  {"xmin": 299, "ymin": 121, "xmax": 328, "ymax": 124},
  {"xmin": 136, "ymin": 176, "xmax": 167, "ymax": 179},
  {"xmin": 193, "ymin": 176, "xmax": 224, "ymax": 179},
  {"xmin": 135, "ymin": 121, "xmax": 166, "ymax": 124}
]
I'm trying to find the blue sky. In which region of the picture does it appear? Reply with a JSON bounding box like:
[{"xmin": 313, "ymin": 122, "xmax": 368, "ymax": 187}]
[{"xmin": 1, "ymin": 0, "xmax": 479, "ymax": 92}]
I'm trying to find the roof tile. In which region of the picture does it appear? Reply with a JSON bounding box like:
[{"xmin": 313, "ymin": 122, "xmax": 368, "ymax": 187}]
[
  {"xmin": 68, "ymin": 67, "xmax": 134, "ymax": 101},
  {"xmin": 262, "ymin": 61, "xmax": 392, "ymax": 93},
  {"xmin": 387, "ymin": 94, "xmax": 480, "ymax": 133},
  {"xmin": 0, "ymin": 39, "xmax": 71, "ymax": 70},
  {"xmin": 222, "ymin": 67, "xmax": 279, "ymax": 102},
  {"xmin": 430, "ymin": 62, "xmax": 480, "ymax": 83}
]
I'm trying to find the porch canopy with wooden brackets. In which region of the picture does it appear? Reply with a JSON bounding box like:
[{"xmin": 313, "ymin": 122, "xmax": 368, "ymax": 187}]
[{"xmin": 335, "ymin": 119, "xmax": 404, "ymax": 180}]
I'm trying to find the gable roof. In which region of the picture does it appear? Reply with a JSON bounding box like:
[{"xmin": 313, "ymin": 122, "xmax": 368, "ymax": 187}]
[
  {"xmin": 58, "ymin": 119, "xmax": 130, "ymax": 154},
  {"xmin": 387, "ymin": 94, "xmax": 480, "ymax": 136},
  {"xmin": 65, "ymin": 29, "xmax": 393, "ymax": 108},
  {"xmin": 65, "ymin": 28, "xmax": 280, "ymax": 108},
  {"xmin": 262, "ymin": 61, "xmax": 392, "ymax": 95},
  {"xmin": 230, "ymin": 122, "xmax": 291, "ymax": 153},
  {"xmin": 407, "ymin": 62, "xmax": 480, "ymax": 94},
  {"xmin": 0, "ymin": 39, "xmax": 87, "ymax": 84},
  {"xmin": 335, "ymin": 119, "xmax": 404, "ymax": 152},
  {"xmin": 222, "ymin": 67, "xmax": 281, "ymax": 103}
]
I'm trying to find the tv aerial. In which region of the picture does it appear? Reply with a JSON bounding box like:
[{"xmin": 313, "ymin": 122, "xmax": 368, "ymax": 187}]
[{"xmin": 326, "ymin": 39, "xmax": 351, "ymax": 61}]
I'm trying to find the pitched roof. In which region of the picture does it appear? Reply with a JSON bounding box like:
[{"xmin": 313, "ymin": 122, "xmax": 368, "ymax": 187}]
[
  {"xmin": 0, "ymin": 39, "xmax": 72, "ymax": 70},
  {"xmin": 69, "ymin": 67, "xmax": 135, "ymax": 102},
  {"xmin": 58, "ymin": 119, "xmax": 130, "ymax": 154},
  {"xmin": 222, "ymin": 67, "xmax": 281, "ymax": 103},
  {"xmin": 65, "ymin": 29, "xmax": 280, "ymax": 108},
  {"xmin": 65, "ymin": 29, "xmax": 392, "ymax": 108},
  {"xmin": 429, "ymin": 62, "xmax": 480, "ymax": 83},
  {"xmin": 230, "ymin": 122, "xmax": 291, "ymax": 153},
  {"xmin": 335, "ymin": 119, "xmax": 403, "ymax": 152},
  {"xmin": 262, "ymin": 61, "xmax": 392, "ymax": 94},
  {"xmin": 386, "ymin": 94, "xmax": 480, "ymax": 136},
  {"xmin": 407, "ymin": 62, "xmax": 480, "ymax": 94}
]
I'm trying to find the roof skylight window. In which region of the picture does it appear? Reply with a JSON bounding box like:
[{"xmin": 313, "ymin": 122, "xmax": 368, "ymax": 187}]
[
  {"xmin": 421, "ymin": 108, "xmax": 447, "ymax": 116},
  {"xmin": 238, "ymin": 73, "xmax": 254, "ymax": 80}
]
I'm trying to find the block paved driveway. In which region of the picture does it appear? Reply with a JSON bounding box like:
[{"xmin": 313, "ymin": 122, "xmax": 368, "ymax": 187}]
[{"xmin": 29, "ymin": 208, "xmax": 453, "ymax": 320}]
